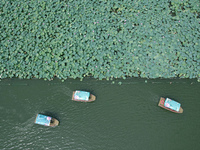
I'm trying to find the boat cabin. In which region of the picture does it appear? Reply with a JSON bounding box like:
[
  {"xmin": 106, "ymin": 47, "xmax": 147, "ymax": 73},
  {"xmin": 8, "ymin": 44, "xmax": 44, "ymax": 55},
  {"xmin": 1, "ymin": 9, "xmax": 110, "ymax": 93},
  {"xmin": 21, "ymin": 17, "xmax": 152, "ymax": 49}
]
[
  {"xmin": 35, "ymin": 114, "xmax": 52, "ymax": 126},
  {"xmin": 164, "ymin": 98, "xmax": 181, "ymax": 112},
  {"xmin": 34, "ymin": 114, "xmax": 59, "ymax": 127},
  {"xmin": 74, "ymin": 91, "xmax": 90, "ymax": 101}
]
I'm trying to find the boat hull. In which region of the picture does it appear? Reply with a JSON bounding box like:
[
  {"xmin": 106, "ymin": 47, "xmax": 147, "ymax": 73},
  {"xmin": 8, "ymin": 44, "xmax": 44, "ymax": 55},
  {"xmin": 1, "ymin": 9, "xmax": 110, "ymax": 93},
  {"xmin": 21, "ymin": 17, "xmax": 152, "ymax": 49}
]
[
  {"xmin": 72, "ymin": 91, "xmax": 96, "ymax": 102},
  {"xmin": 158, "ymin": 97, "xmax": 183, "ymax": 113}
]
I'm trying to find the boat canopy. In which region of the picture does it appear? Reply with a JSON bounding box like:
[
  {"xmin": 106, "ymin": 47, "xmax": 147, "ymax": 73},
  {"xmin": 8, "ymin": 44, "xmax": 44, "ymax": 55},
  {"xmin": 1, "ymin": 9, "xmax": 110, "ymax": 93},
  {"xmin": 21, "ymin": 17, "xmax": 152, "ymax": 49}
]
[
  {"xmin": 35, "ymin": 114, "xmax": 52, "ymax": 126},
  {"xmin": 74, "ymin": 91, "xmax": 90, "ymax": 101},
  {"xmin": 164, "ymin": 98, "xmax": 181, "ymax": 111}
]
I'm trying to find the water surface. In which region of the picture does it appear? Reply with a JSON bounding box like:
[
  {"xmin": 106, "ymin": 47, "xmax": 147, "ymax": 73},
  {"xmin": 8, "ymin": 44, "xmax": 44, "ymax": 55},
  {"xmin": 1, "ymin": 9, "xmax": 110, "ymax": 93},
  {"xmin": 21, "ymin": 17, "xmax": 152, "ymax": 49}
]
[{"xmin": 1, "ymin": 78, "xmax": 200, "ymax": 150}]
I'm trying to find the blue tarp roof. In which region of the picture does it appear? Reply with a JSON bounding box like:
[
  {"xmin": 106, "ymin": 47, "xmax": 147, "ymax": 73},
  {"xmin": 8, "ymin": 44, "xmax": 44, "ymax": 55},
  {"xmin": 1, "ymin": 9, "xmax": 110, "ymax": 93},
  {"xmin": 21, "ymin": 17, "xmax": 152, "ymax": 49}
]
[
  {"xmin": 35, "ymin": 114, "xmax": 51, "ymax": 126},
  {"xmin": 74, "ymin": 91, "xmax": 90, "ymax": 101},
  {"xmin": 164, "ymin": 98, "xmax": 181, "ymax": 111}
]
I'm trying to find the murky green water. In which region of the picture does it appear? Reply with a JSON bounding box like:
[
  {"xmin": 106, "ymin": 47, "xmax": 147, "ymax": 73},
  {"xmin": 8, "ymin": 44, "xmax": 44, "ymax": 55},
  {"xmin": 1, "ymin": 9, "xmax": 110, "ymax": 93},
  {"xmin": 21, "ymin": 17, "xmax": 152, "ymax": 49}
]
[{"xmin": 1, "ymin": 78, "xmax": 200, "ymax": 150}]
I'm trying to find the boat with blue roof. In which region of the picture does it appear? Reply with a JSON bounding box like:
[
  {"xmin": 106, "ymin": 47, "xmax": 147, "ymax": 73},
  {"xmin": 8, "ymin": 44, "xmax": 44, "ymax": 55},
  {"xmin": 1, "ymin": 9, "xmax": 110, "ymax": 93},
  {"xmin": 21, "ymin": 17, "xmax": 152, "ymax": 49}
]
[
  {"xmin": 158, "ymin": 97, "xmax": 183, "ymax": 113},
  {"xmin": 72, "ymin": 90, "xmax": 96, "ymax": 102},
  {"xmin": 34, "ymin": 114, "xmax": 59, "ymax": 127}
]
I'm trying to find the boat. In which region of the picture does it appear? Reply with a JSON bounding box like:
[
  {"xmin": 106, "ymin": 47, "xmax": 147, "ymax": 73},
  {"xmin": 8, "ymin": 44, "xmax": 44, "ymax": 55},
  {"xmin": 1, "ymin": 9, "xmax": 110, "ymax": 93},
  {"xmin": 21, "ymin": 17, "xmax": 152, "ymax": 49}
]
[
  {"xmin": 72, "ymin": 90, "xmax": 96, "ymax": 102},
  {"xmin": 158, "ymin": 97, "xmax": 183, "ymax": 113},
  {"xmin": 34, "ymin": 114, "xmax": 59, "ymax": 127}
]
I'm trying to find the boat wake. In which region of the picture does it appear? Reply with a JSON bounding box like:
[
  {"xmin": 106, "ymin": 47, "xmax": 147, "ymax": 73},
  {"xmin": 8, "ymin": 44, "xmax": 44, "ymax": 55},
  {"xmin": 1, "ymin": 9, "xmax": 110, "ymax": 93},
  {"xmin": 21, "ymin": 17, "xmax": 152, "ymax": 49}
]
[
  {"xmin": 14, "ymin": 117, "xmax": 35, "ymax": 131},
  {"xmin": 48, "ymin": 85, "xmax": 73, "ymax": 98}
]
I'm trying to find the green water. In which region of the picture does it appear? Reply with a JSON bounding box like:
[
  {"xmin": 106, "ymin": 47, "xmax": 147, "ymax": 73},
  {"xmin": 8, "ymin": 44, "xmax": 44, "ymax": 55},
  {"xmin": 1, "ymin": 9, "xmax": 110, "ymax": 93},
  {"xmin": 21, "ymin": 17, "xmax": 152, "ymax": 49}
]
[{"xmin": 1, "ymin": 78, "xmax": 200, "ymax": 150}]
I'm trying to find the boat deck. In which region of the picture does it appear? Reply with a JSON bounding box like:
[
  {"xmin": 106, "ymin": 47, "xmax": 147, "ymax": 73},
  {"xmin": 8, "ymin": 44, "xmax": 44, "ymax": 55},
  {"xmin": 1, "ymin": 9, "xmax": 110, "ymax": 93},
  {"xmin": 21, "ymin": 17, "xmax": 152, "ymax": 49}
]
[{"xmin": 50, "ymin": 118, "xmax": 59, "ymax": 127}]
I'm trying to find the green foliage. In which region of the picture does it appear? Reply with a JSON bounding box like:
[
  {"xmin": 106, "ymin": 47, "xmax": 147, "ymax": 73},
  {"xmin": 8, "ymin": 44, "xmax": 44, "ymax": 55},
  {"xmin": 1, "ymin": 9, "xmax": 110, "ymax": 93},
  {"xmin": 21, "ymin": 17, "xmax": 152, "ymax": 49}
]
[{"xmin": 0, "ymin": 0, "xmax": 199, "ymax": 80}]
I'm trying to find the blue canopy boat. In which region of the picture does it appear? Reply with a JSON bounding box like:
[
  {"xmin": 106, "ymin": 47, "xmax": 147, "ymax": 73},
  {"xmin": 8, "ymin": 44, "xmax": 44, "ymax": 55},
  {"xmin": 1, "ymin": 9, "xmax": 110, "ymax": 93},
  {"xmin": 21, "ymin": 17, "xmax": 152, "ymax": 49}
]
[
  {"xmin": 158, "ymin": 97, "xmax": 183, "ymax": 113},
  {"xmin": 72, "ymin": 90, "xmax": 96, "ymax": 102},
  {"xmin": 34, "ymin": 114, "xmax": 59, "ymax": 127}
]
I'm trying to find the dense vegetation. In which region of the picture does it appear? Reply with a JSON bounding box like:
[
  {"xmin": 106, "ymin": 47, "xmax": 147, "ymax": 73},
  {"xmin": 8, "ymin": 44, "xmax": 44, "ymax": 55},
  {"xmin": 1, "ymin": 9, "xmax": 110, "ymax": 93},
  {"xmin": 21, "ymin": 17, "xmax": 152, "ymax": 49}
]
[{"xmin": 0, "ymin": 0, "xmax": 199, "ymax": 81}]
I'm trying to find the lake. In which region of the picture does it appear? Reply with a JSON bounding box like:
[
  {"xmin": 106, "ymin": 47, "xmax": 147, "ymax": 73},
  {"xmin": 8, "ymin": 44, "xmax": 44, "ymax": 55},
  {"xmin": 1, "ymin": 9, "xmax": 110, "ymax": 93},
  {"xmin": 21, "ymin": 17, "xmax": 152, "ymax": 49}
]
[{"xmin": 1, "ymin": 78, "xmax": 200, "ymax": 150}]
